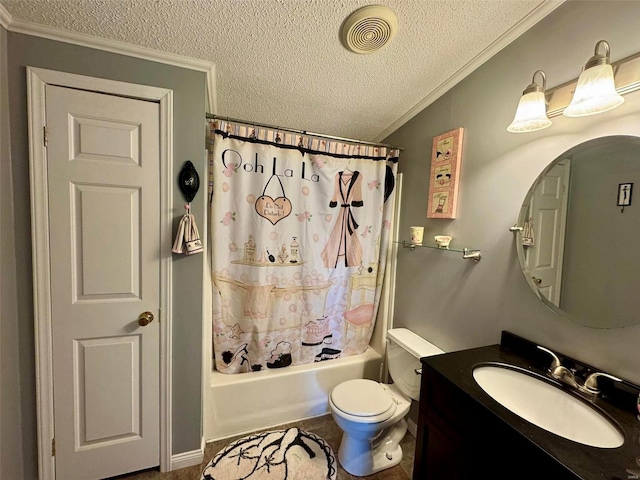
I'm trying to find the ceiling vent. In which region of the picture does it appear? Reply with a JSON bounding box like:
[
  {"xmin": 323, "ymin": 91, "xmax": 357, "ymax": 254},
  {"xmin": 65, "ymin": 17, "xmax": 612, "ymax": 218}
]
[{"xmin": 340, "ymin": 5, "xmax": 398, "ymax": 55}]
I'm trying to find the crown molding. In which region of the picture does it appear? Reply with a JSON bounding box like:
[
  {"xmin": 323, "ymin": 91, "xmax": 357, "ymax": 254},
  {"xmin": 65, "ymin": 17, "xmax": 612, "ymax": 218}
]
[
  {"xmin": 0, "ymin": 3, "xmax": 217, "ymax": 112},
  {"xmin": 372, "ymin": 0, "xmax": 565, "ymax": 142}
]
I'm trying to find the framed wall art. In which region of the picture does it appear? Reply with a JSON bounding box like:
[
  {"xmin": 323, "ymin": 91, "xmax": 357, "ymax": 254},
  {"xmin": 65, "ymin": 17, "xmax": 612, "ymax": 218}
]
[
  {"xmin": 426, "ymin": 127, "xmax": 464, "ymax": 219},
  {"xmin": 617, "ymin": 182, "xmax": 633, "ymax": 206}
]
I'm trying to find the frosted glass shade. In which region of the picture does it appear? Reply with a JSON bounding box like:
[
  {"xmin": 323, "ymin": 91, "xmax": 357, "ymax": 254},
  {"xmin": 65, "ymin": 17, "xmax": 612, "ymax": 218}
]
[
  {"xmin": 563, "ymin": 64, "xmax": 624, "ymax": 117},
  {"xmin": 507, "ymin": 91, "xmax": 552, "ymax": 133}
]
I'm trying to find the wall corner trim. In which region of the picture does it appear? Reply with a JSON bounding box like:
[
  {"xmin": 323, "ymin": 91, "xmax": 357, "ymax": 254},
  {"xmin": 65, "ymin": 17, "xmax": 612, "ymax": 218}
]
[
  {"xmin": 170, "ymin": 439, "xmax": 205, "ymax": 472},
  {"xmin": 0, "ymin": 3, "xmax": 11, "ymax": 29},
  {"xmin": 372, "ymin": 0, "xmax": 565, "ymax": 142},
  {"xmin": 0, "ymin": 5, "xmax": 216, "ymax": 112}
]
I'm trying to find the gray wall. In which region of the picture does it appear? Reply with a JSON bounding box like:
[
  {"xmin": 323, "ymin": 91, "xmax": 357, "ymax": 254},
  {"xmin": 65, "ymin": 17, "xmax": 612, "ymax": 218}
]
[
  {"xmin": 561, "ymin": 139, "xmax": 640, "ymax": 328},
  {"xmin": 1, "ymin": 24, "xmax": 29, "ymax": 480},
  {"xmin": 386, "ymin": 0, "xmax": 640, "ymax": 394},
  {"xmin": 2, "ymin": 31, "xmax": 206, "ymax": 475}
]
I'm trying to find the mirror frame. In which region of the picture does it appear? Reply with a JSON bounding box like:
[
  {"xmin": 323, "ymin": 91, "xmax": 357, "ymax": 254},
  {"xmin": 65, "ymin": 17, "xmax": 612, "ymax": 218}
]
[{"xmin": 514, "ymin": 134, "xmax": 637, "ymax": 329}]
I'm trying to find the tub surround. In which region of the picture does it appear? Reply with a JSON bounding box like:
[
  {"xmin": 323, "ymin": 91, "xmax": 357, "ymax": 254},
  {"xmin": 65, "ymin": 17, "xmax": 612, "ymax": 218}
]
[
  {"xmin": 415, "ymin": 331, "xmax": 640, "ymax": 479},
  {"xmin": 205, "ymin": 347, "xmax": 382, "ymax": 441}
]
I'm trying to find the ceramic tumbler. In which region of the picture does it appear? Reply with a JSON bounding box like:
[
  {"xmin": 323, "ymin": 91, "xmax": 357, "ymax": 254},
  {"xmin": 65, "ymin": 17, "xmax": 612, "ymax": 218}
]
[{"xmin": 410, "ymin": 226, "xmax": 424, "ymax": 245}]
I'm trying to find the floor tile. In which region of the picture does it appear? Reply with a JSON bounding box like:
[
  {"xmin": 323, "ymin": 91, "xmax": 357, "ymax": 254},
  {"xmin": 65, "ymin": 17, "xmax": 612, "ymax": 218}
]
[{"xmin": 399, "ymin": 432, "xmax": 415, "ymax": 478}]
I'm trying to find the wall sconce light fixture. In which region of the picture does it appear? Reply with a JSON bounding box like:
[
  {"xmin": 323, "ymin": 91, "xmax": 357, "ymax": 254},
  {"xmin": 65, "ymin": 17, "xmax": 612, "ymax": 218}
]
[
  {"xmin": 508, "ymin": 39, "xmax": 640, "ymax": 133},
  {"xmin": 507, "ymin": 70, "xmax": 552, "ymax": 133},
  {"xmin": 563, "ymin": 40, "xmax": 624, "ymax": 117}
]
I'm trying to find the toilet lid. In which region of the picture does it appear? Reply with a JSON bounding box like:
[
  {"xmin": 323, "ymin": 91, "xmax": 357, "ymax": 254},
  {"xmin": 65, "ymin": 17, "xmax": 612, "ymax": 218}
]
[{"xmin": 330, "ymin": 379, "xmax": 393, "ymax": 417}]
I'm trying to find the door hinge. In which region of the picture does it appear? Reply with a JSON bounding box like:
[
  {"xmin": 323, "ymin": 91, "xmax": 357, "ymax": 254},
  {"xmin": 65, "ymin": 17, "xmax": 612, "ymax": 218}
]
[
  {"xmin": 51, "ymin": 438, "xmax": 55, "ymax": 456},
  {"xmin": 43, "ymin": 126, "xmax": 48, "ymax": 147}
]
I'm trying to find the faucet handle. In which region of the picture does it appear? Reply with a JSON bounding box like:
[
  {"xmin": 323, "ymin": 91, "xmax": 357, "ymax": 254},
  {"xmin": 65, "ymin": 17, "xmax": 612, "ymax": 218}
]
[
  {"xmin": 536, "ymin": 345, "xmax": 562, "ymax": 370},
  {"xmin": 583, "ymin": 372, "xmax": 622, "ymax": 394}
]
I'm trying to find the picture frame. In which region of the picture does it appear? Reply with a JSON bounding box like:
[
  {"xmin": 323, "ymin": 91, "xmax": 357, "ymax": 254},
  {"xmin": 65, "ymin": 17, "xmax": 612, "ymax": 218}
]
[
  {"xmin": 427, "ymin": 127, "xmax": 464, "ymax": 219},
  {"xmin": 617, "ymin": 183, "xmax": 633, "ymax": 206}
]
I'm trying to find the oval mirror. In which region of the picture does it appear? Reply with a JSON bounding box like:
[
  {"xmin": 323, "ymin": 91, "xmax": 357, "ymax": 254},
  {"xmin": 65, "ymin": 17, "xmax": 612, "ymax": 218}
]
[{"xmin": 516, "ymin": 135, "xmax": 639, "ymax": 329}]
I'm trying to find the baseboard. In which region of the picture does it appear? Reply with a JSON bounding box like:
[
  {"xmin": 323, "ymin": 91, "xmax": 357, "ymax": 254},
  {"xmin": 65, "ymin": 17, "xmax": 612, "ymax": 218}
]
[
  {"xmin": 407, "ymin": 418, "xmax": 418, "ymax": 438},
  {"xmin": 170, "ymin": 439, "xmax": 205, "ymax": 471}
]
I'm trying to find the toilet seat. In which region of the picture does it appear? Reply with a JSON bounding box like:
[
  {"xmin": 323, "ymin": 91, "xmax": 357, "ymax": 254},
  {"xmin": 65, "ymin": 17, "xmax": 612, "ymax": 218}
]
[{"xmin": 330, "ymin": 379, "xmax": 396, "ymax": 423}]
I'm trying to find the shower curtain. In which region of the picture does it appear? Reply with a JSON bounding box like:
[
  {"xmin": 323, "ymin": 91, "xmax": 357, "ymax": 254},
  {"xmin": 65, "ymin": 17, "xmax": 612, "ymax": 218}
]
[{"xmin": 208, "ymin": 120, "xmax": 398, "ymax": 374}]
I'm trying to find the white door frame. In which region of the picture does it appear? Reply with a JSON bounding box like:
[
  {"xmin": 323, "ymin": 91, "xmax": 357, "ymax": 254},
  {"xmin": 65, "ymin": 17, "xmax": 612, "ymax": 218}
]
[{"xmin": 27, "ymin": 66, "xmax": 174, "ymax": 480}]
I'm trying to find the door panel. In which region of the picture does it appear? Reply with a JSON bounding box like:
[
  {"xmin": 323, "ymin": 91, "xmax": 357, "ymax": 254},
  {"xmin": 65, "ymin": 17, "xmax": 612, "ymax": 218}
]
[
  {"xmin": 46, "ymin": 84, "xmax": 160, "ymax": 479},
  {"xmin": 533, "ymin": 208, "xmax": 558, "ymax": 268},
  {"xmin": 71, "ymin": 116, "xmax": 141, "ymax": 165},
  {"xmin": 72, "ymin": 184, "xmax": 140, "ymax": 299},
  {"xmin": 74, "ymin": 336, "xmax": 141, "ymax": 445}
]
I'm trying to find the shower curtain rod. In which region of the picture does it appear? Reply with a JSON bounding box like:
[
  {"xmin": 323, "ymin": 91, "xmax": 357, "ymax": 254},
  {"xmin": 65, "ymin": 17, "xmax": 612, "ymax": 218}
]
[{"xmin": 206, "ymin": 113, "xmax": 403, "ymax": 152}]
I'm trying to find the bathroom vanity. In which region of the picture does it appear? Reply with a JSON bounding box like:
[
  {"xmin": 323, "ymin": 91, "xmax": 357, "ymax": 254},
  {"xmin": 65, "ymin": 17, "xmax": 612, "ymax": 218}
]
[{"xmin": 414, "ymin": 332, "xmax": 640, "ymax": 480}]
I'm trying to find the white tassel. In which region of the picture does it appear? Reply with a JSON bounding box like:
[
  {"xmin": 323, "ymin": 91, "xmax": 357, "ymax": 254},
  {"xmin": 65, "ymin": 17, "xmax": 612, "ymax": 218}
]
[
  {"xmin": 172, "ymin": 204, "xmax": 203, "ymax": 255},
  {"xmin": 172, "ymin": 214, "xmax": 187, "ymax": 254}
]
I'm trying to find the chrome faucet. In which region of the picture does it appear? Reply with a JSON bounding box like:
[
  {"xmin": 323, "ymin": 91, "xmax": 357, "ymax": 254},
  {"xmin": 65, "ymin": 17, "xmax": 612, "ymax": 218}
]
[
  {"xmin": 582, "ymin": 372, "xmax": 622, "ymax": 394},
  {"xmin": 537, "ymin": 346, "xmax": 581, "ymax": 389},
  {"xmin": 536, "ymin": 345, "xmax": 621, "ymax": 395}
]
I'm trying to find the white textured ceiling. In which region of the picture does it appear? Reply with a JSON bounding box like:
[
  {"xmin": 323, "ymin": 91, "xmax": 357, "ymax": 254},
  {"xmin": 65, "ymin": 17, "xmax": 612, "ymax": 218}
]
[{"xmin": 1, "ymin": 0, "xmax": 554, "ymax": 142}]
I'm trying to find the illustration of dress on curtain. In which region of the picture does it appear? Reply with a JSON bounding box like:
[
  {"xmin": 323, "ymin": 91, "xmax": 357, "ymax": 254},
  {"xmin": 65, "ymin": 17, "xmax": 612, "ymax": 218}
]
[
  {"xmin": 208, "ymin": 120, "xmax": 399, "ymax": 374},
  {"xmin": 321, "ymin": 170, "xmax": 364, "ymax": 268}
]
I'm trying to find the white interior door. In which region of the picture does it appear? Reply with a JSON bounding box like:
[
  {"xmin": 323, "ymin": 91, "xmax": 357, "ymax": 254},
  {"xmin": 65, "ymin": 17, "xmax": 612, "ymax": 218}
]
[
  {"xmin": 46, "ymin": 84, "xmax": 160, "ymax": 479},
  {"xmin": 525, "ymin": 160, "xmax": 570, "ymax": 306}
]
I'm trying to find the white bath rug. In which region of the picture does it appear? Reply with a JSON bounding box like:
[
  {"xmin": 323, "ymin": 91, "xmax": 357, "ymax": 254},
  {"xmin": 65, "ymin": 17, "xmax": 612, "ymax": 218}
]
[{"xmin": 202, "ymin": 427, "xmax": 337, "ymax": 480}]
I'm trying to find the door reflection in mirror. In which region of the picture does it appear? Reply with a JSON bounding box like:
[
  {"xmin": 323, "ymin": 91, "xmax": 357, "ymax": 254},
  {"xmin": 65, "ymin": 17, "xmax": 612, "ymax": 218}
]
[{"xmin": 517, "ymin": 136, "xmax": 640, "ymax": 329}]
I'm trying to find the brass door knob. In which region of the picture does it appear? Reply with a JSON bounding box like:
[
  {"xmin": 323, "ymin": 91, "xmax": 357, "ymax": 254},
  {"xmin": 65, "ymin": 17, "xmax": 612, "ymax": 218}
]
[
  {"xmin": 531, "ymin": 277, "xmax": 543, "ymax": 285},
  {"xmin": 138, "ymin": 311, "xmax": 154, "ymax": 326}
]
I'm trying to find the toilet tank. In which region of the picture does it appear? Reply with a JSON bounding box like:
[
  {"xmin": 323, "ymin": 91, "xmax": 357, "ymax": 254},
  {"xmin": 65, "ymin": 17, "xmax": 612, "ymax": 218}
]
[{"xmin": 386, "ymin": 328, "xmax": 444, "ymax": 401}]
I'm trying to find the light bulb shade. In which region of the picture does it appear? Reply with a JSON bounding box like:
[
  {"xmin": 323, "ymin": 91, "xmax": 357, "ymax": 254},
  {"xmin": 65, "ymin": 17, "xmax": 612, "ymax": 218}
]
[
  {"xmin": 507, "ymin": 91, "xmax": 552, "ymax": 133},
  {"xmin": 563, "ymin": 64, "xmax": 624, "ymax": 117}
]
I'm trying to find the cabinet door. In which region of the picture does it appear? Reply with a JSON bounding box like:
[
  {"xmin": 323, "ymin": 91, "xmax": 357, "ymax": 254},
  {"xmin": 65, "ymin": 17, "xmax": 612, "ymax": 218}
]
[{"xmin": 415, "ymin": 411, "xmax": 468, "ymax": 480}]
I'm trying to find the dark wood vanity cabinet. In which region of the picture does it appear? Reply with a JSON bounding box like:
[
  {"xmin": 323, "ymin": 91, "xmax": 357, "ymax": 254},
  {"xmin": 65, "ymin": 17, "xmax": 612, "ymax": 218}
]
[{"xmin": 414, "ymin": 365, "xmax": 579, "ymax": 480}]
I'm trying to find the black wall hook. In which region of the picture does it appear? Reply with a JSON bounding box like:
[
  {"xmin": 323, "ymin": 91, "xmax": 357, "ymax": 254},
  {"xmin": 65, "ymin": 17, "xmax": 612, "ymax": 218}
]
[{"xmin": 179, "ymin": 161, "xmax": 200, "ymax": 203}]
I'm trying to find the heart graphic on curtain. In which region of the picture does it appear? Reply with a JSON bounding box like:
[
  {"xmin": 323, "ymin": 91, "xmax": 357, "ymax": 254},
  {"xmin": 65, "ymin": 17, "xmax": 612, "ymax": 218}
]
[
  {"xmin": 255, "ymin": 195, "xmax": 292, "ymax": 225},
  {"xmin": 255, "ymin": 174, "xmax": 292, "ymax": 225}
]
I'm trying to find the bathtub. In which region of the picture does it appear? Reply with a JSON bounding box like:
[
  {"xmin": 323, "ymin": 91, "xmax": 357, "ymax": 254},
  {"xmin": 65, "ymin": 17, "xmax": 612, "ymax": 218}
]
[{"xmin": 203, "ymin": 347, "xmax": 383, "ymax": 441}]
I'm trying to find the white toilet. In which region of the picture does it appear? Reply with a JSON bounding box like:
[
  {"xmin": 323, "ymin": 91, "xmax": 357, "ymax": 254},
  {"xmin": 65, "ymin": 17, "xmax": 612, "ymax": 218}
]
[{"xmin": 329, "ymin": 328, "xmax": 443, "ymax": 477}]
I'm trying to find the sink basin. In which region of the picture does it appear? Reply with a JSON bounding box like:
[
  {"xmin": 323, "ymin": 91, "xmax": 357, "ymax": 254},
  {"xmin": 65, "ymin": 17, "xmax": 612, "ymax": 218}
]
[{"xmin": 473, "ymin": 364, "xmax": 624, "ymax": 448}]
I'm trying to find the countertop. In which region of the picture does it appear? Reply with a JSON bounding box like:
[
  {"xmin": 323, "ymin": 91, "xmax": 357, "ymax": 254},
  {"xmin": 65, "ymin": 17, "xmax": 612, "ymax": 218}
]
[{"xmin": 420, "ymin": 335, "xmax": 640, "ymax": 480}]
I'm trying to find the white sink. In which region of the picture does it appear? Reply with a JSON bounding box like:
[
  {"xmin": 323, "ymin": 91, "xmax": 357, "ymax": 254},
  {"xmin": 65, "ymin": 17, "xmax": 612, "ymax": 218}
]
[{"xmin": 472, "ymin": 364, "xmax": 624, "ymax": 448}]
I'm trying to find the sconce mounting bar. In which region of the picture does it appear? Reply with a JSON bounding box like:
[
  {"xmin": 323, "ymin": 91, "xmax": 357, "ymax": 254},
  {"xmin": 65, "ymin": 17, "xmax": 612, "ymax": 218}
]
[{"xmin": 545, "ymin": 51, "xmax": 640, "ymax": 117}]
